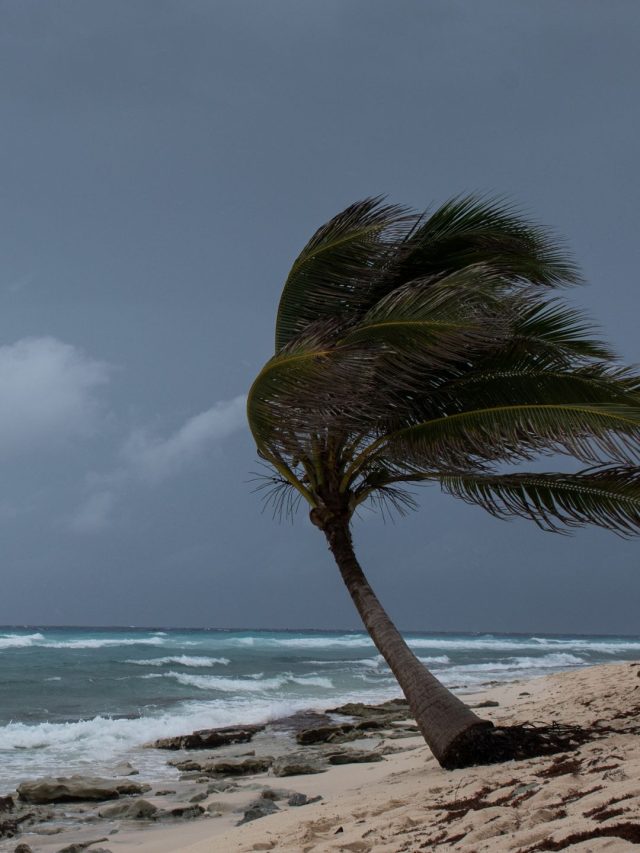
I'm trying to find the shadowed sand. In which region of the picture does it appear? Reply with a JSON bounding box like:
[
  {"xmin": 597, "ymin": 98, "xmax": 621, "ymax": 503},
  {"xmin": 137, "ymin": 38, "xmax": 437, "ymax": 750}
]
[{"xmin": 12, "ymin": 662, "xmax": 640, "ymax": 852}]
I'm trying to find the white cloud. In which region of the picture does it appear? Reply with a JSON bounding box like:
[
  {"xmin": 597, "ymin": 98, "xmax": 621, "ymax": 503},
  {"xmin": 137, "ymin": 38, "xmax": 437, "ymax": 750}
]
[
  {"xmin": 120, "ymin": 395, "xmax": 247, "ymax": 483},
  {"xmin": 0, "ymin": 337, "xmax": 110, "ymax": 452},
  {"xmin": 68, "ymin": 395, "xmax": 247, "ymax": 532}
]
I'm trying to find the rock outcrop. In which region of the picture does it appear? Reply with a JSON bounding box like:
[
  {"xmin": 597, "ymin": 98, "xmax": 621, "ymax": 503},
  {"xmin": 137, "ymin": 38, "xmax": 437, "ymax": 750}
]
[
  {"xmin": 151, "ymin": 724, "xmax": 265, "ymax": 751},
  {"xmin": 17, "ymin": 776, "xmax": 150, "ymax": 805}
]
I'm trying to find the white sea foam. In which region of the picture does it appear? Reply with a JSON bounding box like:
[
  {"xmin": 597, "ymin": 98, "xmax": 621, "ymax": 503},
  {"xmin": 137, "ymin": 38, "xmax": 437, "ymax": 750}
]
[
  {"xmin": 438, "ymin": 653, "xmax": 587, "ymax": 687},
  {"xmin": 126, "ymin": 656, "xmax": 230, "ymax": 668},
  {"xmin": 0, "ymin": 684, "xmax": 401, "ymax": 789},
  {"xmin": 417, "ymin": 656, "xmax": 451, "ymax": 665},
  {"xmin": 451, "ymin": 653, "xmax": 584, "ymax": 672},
  {"xmin": 229, "ymin": 635, "xmax": 374, "ymax": 649},
  {"xmin": 0, "ymin": 633, "xmax": 45, "ymax": 650},
  {"xmin": 153, "ymin": 671, "xmax": 334, "ymax": 692},
  {"xmin": 224, "ymin": 634, "xmax": 599, "ymax": 653},
  {"xmin": 47, "ymin": 637, "xmax": 169, "ymax": 650}
]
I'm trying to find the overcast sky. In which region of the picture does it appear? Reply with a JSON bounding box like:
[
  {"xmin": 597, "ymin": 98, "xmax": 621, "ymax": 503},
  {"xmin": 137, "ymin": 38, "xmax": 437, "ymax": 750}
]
[{"xmin": 0, "ymin": 0, "xmax": 638, "ymax": 634}]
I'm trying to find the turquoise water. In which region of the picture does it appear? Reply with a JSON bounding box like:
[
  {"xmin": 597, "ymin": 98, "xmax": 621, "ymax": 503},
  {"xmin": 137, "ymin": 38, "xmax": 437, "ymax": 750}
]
[{"xmin": 1, "ymin": 626, "xmax": 639, "ymax": 791}]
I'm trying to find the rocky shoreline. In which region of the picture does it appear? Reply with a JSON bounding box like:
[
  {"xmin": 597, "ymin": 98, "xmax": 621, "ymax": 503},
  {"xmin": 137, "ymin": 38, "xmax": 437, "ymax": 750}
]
[{"xmin": 0, "ymin": 698, "xmax": 421, "ymax": 852}]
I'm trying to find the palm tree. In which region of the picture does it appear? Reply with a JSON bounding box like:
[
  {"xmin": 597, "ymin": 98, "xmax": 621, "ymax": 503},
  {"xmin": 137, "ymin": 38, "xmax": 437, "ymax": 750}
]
[{"xmin": 247, "ymin": 196, "xmax": 640, "ymax": 769}]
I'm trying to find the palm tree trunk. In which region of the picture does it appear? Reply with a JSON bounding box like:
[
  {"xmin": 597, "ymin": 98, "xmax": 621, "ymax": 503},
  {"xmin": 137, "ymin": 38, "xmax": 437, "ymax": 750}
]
[{"xmin": 320, "ymin": 515, "xmax": 492, "ymax": 769}]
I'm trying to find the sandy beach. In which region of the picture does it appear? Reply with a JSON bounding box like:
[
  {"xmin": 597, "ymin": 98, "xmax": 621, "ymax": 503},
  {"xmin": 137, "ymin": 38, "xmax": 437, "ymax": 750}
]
[{"xmin": 8, "ymin": 660, "xmax": 640, "ymax": 853}]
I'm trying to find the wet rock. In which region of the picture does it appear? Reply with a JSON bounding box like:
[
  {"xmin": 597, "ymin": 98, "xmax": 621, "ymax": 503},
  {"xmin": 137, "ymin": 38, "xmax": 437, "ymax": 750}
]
[
  {"xmin": 296, "ymin": 717, "xmax": 391, "ymax": 746},
  {"xmin": 99, "ymin": 799, "xmax": 158, "ymax": 820},
  {"xmin": 208, "ymin": 757, "xmax": 273, "ymax": 776},
  {"xmin": 189, "ymin": 791, "xmax": 207, "ymax": 803},
  {"xmin": 17, "ymin": 776, "xmax": 150, "ymax": 805},
  {"xmin": 471, "ymin": 700, "xmax": 500, "ymax": 708},
  {"xmin": 167, "ymin": 758, "xmax": 202, "ymax": 771},
  {"xmin": 287, "ymin": 793, "xmax": 323, "ymax": 806},
  {"xmin": 269, "ymin": 710, "xmax": 333, "ymax": 733},
  {"xmin": 326, "ymin": 749, "xmax": 384, "ymax": 765},
  {"xmin": 151, "ymin": 724, "xmax": 265, "ymax": 751},
  {"xmin": 154, "ymin": 789, "xmax": 176, "ymax": 796},
  {"xmin": 296, "ymin": 723, "xmax": 353, "ymax": 745},
  {"xmin": 14, "ymin": 845, "xmax": 33, "ymax": 853},
  {"xmin": 327, "ymin": 699, "xmax": 411, "ymax": 720},
  {"xmin": 236, "ymin": 798, "xmax": 279, "ymax": 825},
  {"xmin": 271, "ymin": 754, "xmax": 327, "ymax": 777},
  {"xmin": 386, "ymin": 727, "xmax": 419, "ymax": 739},
  {"xmin": 0, "ymin": 795, "xmax": 14, "ymax": 813}
]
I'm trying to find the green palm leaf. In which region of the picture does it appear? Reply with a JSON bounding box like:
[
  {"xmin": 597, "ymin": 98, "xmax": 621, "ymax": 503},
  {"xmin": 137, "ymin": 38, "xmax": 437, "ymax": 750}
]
[
  {"xmin": 381, "ymin": 403, "xmax": 640, "ymax": 470},
  {"xmin": 341, "ymin": 265, "xmax": 511, "ymax": 369},
  {"xmin": 510, "ymin": 299, "xmax": 616, "ymax": 362},
  {"xmin": 389, "ymin": 195, "xmax": 581, "ymax": 289},
  {"xmin": 274, "ymin": 198, "xmax": 413, "ymax": 353},
  {"xmin": 248, "ymin": 330, "xmax": 381, "ymax": 454},
  {"xmin": 439, "ymin": 467, "xmax": 640, "ymax": 535},
  {"xmin": 432, "ymin": 367, "xmax": 640, "ymax": 413}
]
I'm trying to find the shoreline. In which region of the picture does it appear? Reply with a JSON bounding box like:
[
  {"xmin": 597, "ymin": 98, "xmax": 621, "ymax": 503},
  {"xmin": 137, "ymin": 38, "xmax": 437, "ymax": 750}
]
[{"xmin": 3, "ymin": 661, "xmax": 640, "ymax": 852}]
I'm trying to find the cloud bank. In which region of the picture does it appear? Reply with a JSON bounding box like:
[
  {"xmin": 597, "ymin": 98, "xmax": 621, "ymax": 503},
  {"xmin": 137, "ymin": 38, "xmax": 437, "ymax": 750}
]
[
  {"xmin": 0, "ymin": 337, "xmax": 110, "ymax": 453},
  {"xmin": 70, "ymin": 395, "xmax": 247, "ymax": 532},
  {"xmin": 121, "ymin": 396, "xmax": 247, "ymax": 484}
]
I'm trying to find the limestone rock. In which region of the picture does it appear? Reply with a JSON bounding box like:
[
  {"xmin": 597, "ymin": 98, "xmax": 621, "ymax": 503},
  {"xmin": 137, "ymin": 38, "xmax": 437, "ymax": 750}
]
[
  {"xmin": 208, "ymin": 757, "xmax": 273, "ymax": 776},
  {"xmin": 17, "ymin": 776, "xmax": 150, "ymax": 804},
  {"xmin": 151, "ymin": 724, "xmax": 264, "ymax": 751},
  {"xmin": 288, "ymin": 792, "xmax": 323, "ymax": 806},
  {"xmin": 326, "ymin": 749, "xmax": 384, "ymax": 765},
  {"xmin": 236, "ymin": 797, "xmax": 279, "ymax": 825},
  {"xmin": 327, "ymin": 699, "xmax": 410, "ymax": 720},
  {"xmin": 271, "ymin": 754, "xmax": 327, "ymax": 777},
  {"xmin": 99, "ymin": 798, "xmax": 159, "ymax": 820}
]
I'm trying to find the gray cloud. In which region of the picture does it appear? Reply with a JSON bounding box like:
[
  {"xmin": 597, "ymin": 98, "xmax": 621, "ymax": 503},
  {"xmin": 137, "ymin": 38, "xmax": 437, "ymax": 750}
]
[
  {"xmin": 0, "ymin": 337, "xmax": 110, "ymax": 453},
  {"xmin": 120, "ymin": 395, "xmax": 247, "ymax": 484},
  {"xmin": 69, "ymin": 395, "xmax": 247, "ymax": 532}
]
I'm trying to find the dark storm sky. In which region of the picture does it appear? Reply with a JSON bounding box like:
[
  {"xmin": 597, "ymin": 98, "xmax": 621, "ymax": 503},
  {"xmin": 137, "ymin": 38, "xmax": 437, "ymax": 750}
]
[{"xmin": 0, "ymin": 0, "xmax": 638, "ymax": 633}]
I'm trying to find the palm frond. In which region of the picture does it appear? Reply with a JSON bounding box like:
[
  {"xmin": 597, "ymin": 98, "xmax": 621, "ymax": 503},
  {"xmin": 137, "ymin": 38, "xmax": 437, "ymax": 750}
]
[
  {"xmin": 247, "ymin": 326, "xmax": 383, "ymax": 455},
  {"xmin": 341, "ymin": 265, "xmax": 512, "ymax": 370},
  {"xmin": 274, "ymin": 198, "xmax": 415, "ymax": 353},
  {"xmin": 510, "ymin": 299, "xmax": 616, "ymax": 362},
  {"xmin": 431, "ymin": 365, "xmax": 640, "ymax": 413},
  {"xmin": 439, "ymin": 467, "xmax": 640, "ymax": 535},
  {"xmin": 388, "ymin": 195, "xmax": 581, "ymax": 289},
  {"xmin": 381, "ymin": 403, "xmax": 640, "ymax": 470},
  {"xmin": 250, "ymin": 467, "xmax": 304, "ymax": 522}
]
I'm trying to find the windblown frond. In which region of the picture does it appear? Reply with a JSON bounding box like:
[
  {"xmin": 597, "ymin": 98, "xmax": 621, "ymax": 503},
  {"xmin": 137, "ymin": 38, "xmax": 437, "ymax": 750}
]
[
  {"xmin": 275, "ymin": 198, "xmax": 414, "ymax": 353},
  {"xmin": 341, "ymin": 265, "xmax": 512, "ymax": 370},
  {"xmin": 439, "ymin": 467, "xmax": 640, "ymax": 535},
  {"xmin": 510, "ymin": 299, "xmax": 616, "ymax": 363},
  {"xmin": 431, "ymin": 366, "xmax": 640, "ymax": 413},
  {"xmin": 248, "ymin": 325, "xmax": 382, "ymax": 455},
  {"xmin": 382, "ymin": 404, "xmax": 640, "ymax": 470},
  {"xmin": 388, "ymin": 195, "xmax": 581, "ymax": 289}
]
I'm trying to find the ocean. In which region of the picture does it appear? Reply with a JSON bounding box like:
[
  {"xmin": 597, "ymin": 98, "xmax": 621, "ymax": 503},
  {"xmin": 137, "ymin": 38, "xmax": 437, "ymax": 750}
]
[{"xmin": 1, "ymin": 626, "xmax": 639, "ymax": 794}]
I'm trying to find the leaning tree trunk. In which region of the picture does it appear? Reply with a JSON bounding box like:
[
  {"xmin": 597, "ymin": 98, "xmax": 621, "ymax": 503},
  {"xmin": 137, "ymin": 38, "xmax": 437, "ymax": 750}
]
[{"xmin": 319, "ymin": 515, "xmax": 493, "ymax": 769}]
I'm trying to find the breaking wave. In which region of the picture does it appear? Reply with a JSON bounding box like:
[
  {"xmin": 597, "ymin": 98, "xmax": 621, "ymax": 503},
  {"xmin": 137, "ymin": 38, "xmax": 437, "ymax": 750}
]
[{"xmin": 126, "ymin": 656, "xmax": 230, "ymax": 668}]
